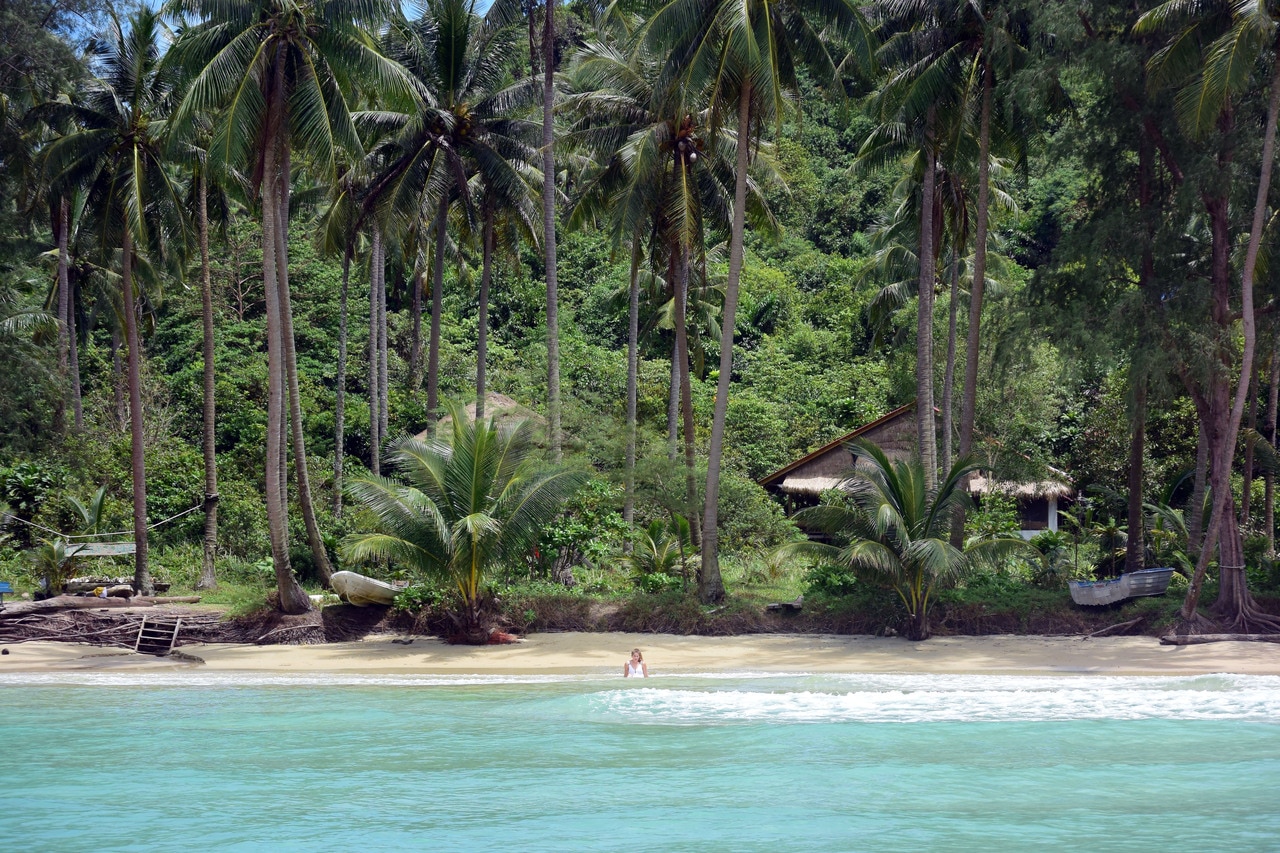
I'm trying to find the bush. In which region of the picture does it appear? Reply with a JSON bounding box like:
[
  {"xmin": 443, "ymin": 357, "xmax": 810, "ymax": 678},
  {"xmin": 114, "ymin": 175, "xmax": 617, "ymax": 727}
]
[{"xmin": 803, "ymin": 560, "xmax": 859, "ymax": 597}]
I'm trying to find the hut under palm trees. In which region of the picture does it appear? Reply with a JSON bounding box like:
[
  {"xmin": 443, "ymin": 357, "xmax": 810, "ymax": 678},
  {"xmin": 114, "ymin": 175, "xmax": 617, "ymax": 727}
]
[{"xmin": 759, "ymin": 403, "xmax": 1072, "ymax": 539}]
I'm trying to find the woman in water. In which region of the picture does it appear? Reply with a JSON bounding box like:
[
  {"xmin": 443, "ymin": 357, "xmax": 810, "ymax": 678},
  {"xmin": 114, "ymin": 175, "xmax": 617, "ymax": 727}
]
[{"xmin": 623, "ymin": 648, "xmax": 647, "ymax": 678}]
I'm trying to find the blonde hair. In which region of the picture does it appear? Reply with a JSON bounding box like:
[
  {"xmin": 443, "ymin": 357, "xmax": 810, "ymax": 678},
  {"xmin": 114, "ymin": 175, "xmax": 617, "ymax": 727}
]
[{"xmin": 630, "ymin": 648, "xmax": 643, "ymax": 661}]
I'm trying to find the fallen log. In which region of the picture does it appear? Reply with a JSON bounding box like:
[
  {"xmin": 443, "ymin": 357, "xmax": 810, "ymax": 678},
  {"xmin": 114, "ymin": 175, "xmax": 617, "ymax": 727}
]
[
  {"xmin": 1160, "ymin": 633, "xmax": 1280, "ymax": 646},
  {"xmin": 0, "ymin": 595, "xmax": 149, "ymax": 617}
]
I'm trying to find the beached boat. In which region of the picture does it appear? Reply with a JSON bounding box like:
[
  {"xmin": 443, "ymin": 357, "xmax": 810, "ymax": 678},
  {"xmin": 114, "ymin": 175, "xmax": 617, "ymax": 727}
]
[
  {"xmin": 1068, "ymin": 567, "xmax": 1175, "ymax": 606},
  {"xmin": 330, "ymin": 571, "xmax": 400, "ymax": 607}
]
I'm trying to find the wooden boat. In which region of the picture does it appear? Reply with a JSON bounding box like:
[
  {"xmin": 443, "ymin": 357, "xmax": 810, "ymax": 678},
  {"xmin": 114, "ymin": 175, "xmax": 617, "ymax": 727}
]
[
  {"xmin": 330, "ymin": 571, "xmax": 400, "ymax": 607},
  {"xmin": 1068, "ymin": 567, "xmax": 1175, "ymax": 606}
]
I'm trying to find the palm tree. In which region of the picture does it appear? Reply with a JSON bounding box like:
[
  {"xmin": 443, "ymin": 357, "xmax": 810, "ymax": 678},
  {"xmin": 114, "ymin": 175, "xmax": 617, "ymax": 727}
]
[
  {"xmin": 646, "ymin": 0, "xmax": 876, "ymax": 602},
  {"xmin": 1135, "ymin": 0, "xmax": 1280, "ymax": 632},
  {"xmin": 165, "ymin": 0, "xmax": 412, "ymax": 609},
  {"xmin": 566, "ymin": 34, "xmax": 763, "ymax": 555},
  {"xmin": 371, "ymin": 0, "xmax": 540, "ymax": 423},
  {"xmin": 781, "ymin": 439, "xmax": 1029, "ymax": 640},
  {"xmin": 41, "ymin": 8, "xmax": 187, "ymax": 597},
  {"xmin": 342, "ymin": 400, "xmax": 587, "ymax": 642}
]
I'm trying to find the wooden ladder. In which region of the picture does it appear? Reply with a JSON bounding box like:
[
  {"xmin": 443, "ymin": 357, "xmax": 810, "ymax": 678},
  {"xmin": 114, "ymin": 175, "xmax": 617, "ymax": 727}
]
[{"xmin": 135, "ymin": 617, "xmax": 182, "ymax": 656}]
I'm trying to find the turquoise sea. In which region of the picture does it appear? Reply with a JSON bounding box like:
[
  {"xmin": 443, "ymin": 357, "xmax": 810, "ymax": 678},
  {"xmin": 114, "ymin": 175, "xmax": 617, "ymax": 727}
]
[{"xmin": 1, "ymin": 671, "xmax": 1278, "ymax": 852}]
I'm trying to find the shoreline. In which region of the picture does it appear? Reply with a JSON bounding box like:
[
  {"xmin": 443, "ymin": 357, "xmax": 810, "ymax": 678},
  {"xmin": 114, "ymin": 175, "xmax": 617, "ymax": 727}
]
[{"xmin": 2, "ymin": 633, "xmax": 1279, "ymax": 676}]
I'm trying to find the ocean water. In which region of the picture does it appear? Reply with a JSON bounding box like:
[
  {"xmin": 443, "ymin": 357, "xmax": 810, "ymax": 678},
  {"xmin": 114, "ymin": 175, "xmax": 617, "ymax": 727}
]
[{"xmin": 1, "ymin": 671, "xmax": 1278, "ymax": 852}]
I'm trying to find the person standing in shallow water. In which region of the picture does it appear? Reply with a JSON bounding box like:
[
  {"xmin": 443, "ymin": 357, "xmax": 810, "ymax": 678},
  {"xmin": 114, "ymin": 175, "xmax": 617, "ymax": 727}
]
[{"xmin": 624, "ymin": 648, "xmax": 647, "ymax": 677}]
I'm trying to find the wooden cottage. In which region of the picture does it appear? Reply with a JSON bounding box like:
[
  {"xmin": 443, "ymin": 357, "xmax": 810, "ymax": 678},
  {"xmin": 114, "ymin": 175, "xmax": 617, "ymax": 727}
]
[{"xmin": 758, "ymin": 403, "xmax": 1071, "ymax": 539}]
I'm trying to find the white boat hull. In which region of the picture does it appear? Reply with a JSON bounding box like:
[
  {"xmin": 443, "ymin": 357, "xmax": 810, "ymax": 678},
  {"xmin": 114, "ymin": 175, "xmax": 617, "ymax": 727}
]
[
  {"xmin": 330, "ymin": 571, "xmax": 400, "ymax": 607},
  {"xmin": 1069, "ymin": 568, "xmax": 1175, "ymax": 606}
]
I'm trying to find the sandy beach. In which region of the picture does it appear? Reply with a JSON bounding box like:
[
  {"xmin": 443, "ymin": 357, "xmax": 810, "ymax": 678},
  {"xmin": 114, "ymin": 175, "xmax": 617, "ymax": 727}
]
[{"xmin": 2, "ymin": 633, "xmax": 1278, "ymax": 676}]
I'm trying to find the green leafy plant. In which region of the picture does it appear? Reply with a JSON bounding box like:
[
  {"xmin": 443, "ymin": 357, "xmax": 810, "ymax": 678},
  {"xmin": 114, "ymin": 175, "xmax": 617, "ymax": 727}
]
[
  {"xmin": 779, "ymin": 439, "xmax": 1033, "ymax": 640},
  {"xmin": 624, "ymin": 519, "xmax": 686, "ymax": 594},
  {"xmin": 342, "ymin": 403, "xmax": 588, "ymax": 643}
]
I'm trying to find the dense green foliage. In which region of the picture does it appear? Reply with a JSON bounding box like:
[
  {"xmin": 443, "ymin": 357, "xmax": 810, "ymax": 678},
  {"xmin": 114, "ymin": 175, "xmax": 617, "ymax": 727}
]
[{"xmin": 2, "ymin": 0, "xmax": 1280, "ymax": 633}]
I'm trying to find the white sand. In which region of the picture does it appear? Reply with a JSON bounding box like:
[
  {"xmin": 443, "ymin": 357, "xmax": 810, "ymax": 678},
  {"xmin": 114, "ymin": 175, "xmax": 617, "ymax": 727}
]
[{"xmin": 2, "ymin": 633, "xmax": 1278, "ymax": 676}]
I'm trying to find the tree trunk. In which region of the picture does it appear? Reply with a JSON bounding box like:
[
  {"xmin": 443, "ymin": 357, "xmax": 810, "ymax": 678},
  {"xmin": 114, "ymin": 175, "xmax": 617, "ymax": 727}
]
[
  {"xmin": 67, "ymin": 272, "xmax": 82, "ymax": 431},
  {"xmin": 542, "ymin": 0, "xmax": 562, "ymax": 460},
  {"xmin": 1186, "ymin": 66, "xmax": 1280, "ymax": 632},
  {"xmin": 956, "ymin": 65, "xmax": 993, "ymax": 530},
  {"xmin": 56, "ymin": 197, "xmax": 73, "ymax": 432},
  {"xmin": 378, "ymin": 230, "xmax": 389, "ymax": 442},
  {"xmin": 427, "ymin": 195, "xmax": 446, "ymax": 421},
  {"xmin": 410, "ymin": 262, "xmax": 424, "ymax": 394},
  {"xmin": 334, "ymin": 244, "xmax": 351, "ymax": 517},
  {"xmin": 197, "ymin": 171, "xmax": 218, "ymax": 591},
  {"xmin": 915, "ymin": 108, "xmax": 939, "ymax": 488},
  {"xmin": 624, "ymin": 236, "xmax": 641, "ymax": 540},
  {"xmin": 673, "ymin": 243, "xmax": 701, "ymax": 556},
  {"xmin": 1266, "ymin": 347, "xmax": 1278, "ymax": 554},
  {"xmin": 942, "ymin": 249, "xmax": 959, "ymax": 471},
  {"xmin": 369, "ymin": 223, "xmax": 382, "ymax": 476},
  {"xmin": 111, "ymin": 325, "xmax": 126, "ymax": 427},
  {"xmin": 1189, "ymin": 423, "xmax": 1208, "ymax": 557},
  {"xmin": 1243, "ymin": 357, "xmax": 1260, "ymax": 525},
  {"xmin": 477, "ymin": 206, "xmax": 493, "ymax": 421},
  {"xmin": 699, "ymin": 83, "xmax": 754, "ymax": 604},
  {"xmin": 261, "ymin": 84, "xmax": 310, "ymax": 615},
  {"xmin": 1125, "ymin": 370, "xmax": 1146, "ymax": 574},
  {"xmin": 120, "ymin": 229, "xmax": 152, "ymax": 596},
  {"xmin": 276, "ymin": 147, "xmax": 333, "ymax": 585},
  {"xmin": 667, "ymin": 336, "xmax": 679, "ymax": 460}
]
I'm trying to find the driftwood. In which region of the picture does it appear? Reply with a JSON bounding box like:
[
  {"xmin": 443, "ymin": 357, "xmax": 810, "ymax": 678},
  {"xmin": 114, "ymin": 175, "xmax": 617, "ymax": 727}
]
[
  {"xmin": 1085, "ymin": 617, "xmax": 1146, "ymax": 639},
  {"xmin": 0, "ymin": 595, "xmax": 147, "ymax": 617},
  {"xmin": 1160, "ymin": 633, "xmax": 1280, "ymax": 646}
]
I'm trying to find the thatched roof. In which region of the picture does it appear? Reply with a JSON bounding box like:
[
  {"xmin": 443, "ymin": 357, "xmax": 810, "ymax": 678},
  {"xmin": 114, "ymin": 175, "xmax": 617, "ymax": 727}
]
[
  {"xmin": 778, "ymin": 475, "xmax": 846, "ymax": 496},
  {"xmin": 966, "ymin": 474, "xmax": 1073, "ymax": 499}
]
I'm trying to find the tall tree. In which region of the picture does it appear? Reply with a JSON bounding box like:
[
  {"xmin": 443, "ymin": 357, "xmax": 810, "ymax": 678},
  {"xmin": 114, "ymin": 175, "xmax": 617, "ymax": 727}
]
[
  {"xmin": 1136, "ymin": 0, "xmax": 1280, "ymax": 632},
  {"xmin": 42, "ymin": 8, "xmax": 187, "ymax": 596},
  {"xmin": 166, "ymin": 0, "xmax": 411, "ymax": 609},
  {"xmin": 648, "ymin": 0, "xmax": 875, "ymax": 602}
]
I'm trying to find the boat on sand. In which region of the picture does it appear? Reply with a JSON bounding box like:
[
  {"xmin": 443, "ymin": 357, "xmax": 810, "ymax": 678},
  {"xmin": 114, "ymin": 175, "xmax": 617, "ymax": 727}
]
[
  {"xmin": 330, "ymin": 571, "xmax": 400, "ymax": 607},
  {"xmin": 1068, "ymin": 567, "xmax": 1175, "ymax": 606}
]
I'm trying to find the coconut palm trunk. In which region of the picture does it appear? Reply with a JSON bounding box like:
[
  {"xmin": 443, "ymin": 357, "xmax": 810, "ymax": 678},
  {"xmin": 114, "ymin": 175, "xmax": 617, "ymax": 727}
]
[
  {"xmin": 477, "ymin": 207, "xmax": 494, "ymax": 420},
  {"xmin": 198, "ymin": 170, "xmax": 218, "ymax": 590},
  {"xmin": 957, "ymin": 61, "xmax": 993, "ymax": 498},
  {"xmin": 942, "ymin": 250, "xmax": 959, "ymax": 470},
  {"xmin": 276, "ymin": 148, "xmax": 333, "ymax": 585},
  {"xmin": 67, "ymin": 273, "xmax": 82, "ymax": 431},
  {"xmin": 378, "ymin": 240, "xmax": 389, "ymax": 441},
  {"xmin": 427, "ymin": 195, "xmax": 446, "ymax": 420},
  {"xmin": 121, "ymin": 229, "xmax": 152, "ymax": 595},
  {"xmin": 672, "ymin": 244, "xmax": 701, "ymax": 553},
  {"xmin": 916, "ymin": 108, "xmax": 939, "ymax": 489},
  {"xmin": 369, "ymin": 223, "xmax": 383, "ymax": 475},
  {"xmin": 411, "ymin": 264, "xmax": 424, "ymax": 392},
  {"xmin": 667, "ymin": 336, "xmax": 679, "ymax": 459},
  {"xmin": 542, "ymin": 0, "xmax": 562, "ymax": 460},
  {"xmin": 260, "ymin": 85, "xmax": 311, "ymax": 614},
  {"xmin": 334, "ymin": 243, "xmax": 352, "ymax": 517},
  {"xmin": 56, "ymin": 197, "xmax": 75, "ymax": 432},
  {"xmin": 699, "ymin": 83, "xmax": 752, "ymax": 603},
  {"xmin": 624, "ymin": 236, "xmax": 641, "ymax": 534}
]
